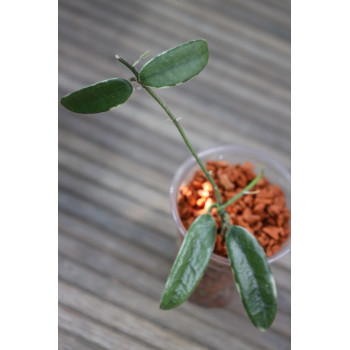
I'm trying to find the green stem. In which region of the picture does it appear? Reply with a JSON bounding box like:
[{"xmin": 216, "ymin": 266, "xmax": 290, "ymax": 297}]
[
  {"xmin": 117, "ymin": 56, "xmax": 140, "ymax": 78},
  {"xmin": 117, "ymin": 55, "xmax": 223, "ymax": 206},
  {"xmin": 142, "ymin": 85, "xmax": 223, "ymax": 206},
  {"xmin": 217, "ymin": 167, "xmax": 264, "ymax": 214}
]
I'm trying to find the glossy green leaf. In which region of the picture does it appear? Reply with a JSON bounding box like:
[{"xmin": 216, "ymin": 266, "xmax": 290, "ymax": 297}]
[
  {"xmin": 226, "ymin": 226, "xmax": 277, "ymax": 331},
  {"xmin": 139, "ymin": 39, "xmax": 209, "ymax": 88},
  {"xmin": 60, "ymin": 78, "xmax": 132, "ymax": 114},
  {"xmin": 160, "ymin": 214, "xmax": 216, "ymax": 310}
]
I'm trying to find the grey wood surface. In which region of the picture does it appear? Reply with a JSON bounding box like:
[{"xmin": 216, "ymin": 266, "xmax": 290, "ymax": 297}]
[{"xmin": 58, "ymin": 0, "xmax": 291, "ymax": 349}]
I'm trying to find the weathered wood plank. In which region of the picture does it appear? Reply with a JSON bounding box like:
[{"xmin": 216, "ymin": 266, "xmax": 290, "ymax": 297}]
[
  {"xmin": 58, "ymin": 169, "xmax": 172, "ymax": 238},
  {"xmin": 58, "ymin": 190, "xmax": 175, "ymax": 259},
  {"xmin": 59, "ymin": 147, "xmax": 169, "ymax": 215},
  {"xmin": 59, "ymin": 256, "xmax": 290, "ymax": 350},
  {"xmin": 58, "ymin": 212, "xmax": 171, "ymax": 277},
  {"xmin": 59, "ymin": 305, "xmax": 154, "ymax": 350},
  {"xmin": 58, "ymin": 128, "xmax": 170, "ymax": 193},
  {"xmin": 58, "ymin": 111, "xmax": 179, "ymax": 178},
  {"xmin": 59, "ymin": 0, "xmax": 289, "ymax": 63},
  {"xmin": 59, "ymin": 281, "xmax": 208, "ymax": 350},
  {"xmin": 59, "ymin": 329, "xmax": 106, "ymax": 350},
  {"xmin": 189, "ymin": 0, "xmax": 291, "ymax": 41}
]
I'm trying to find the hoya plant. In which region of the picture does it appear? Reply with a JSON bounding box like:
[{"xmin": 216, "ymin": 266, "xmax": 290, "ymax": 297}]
[{"xmin": 60, "ymin": 39, "xmax": 277, "ymax": 331}]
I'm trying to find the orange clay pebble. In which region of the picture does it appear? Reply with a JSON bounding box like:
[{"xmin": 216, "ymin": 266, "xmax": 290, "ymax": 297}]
[
  {"xmin": 203, "ymin": 181, "xmax": 213, "ymax": 192},
  {"xmin": 196, "ymin": 197, "xmax": 207, "ymax": 207},
  {"xmin": 218, "ymin": 171, "xmax": 235, "ymax": 190},
  {"xmin": 178, "ymin": 160, "xmax": 291, "ymax": 258},
  {"xmin": 197, "ymin": 190, "xmax": 210, "ymax": 198}
]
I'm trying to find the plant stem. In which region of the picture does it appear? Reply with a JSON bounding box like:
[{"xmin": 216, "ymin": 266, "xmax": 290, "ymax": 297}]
[
  {"xmin": 117, "ymin": 56, "xmax": 140, "ymax": 78},
  {"xmin": 117, "ymin": 55, "xmax": 223, "ymax": 206},
  {"xmin": 142, "ymin": 85, "xmax": 223, "ymax": 205}
]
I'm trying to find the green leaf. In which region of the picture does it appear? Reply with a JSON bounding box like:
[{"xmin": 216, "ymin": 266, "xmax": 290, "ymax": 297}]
[
  {"xmin": 226, "ymin": 226, "xmax": 277, "ymax": 331},
  {"xmin": 60, "ymin": 78, "xmax": 132, "ymax": 114},
  {"xmin": 139, "ymin": 39, "xmax": 209, "ymax": 88},
  {"xmin": 160, "ymin": 214, "xmax": 216, "ymax": 309}
]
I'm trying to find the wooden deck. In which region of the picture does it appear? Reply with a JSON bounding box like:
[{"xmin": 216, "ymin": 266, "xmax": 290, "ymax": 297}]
[{"xmin": 58, "ymin": 0, "xmax": 290, "ymax": 349}]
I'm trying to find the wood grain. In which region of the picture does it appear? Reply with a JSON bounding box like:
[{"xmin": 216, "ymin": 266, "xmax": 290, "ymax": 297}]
[{"xmin": 59, "ymin": 0, "xmax": 290, "ymax": 348}]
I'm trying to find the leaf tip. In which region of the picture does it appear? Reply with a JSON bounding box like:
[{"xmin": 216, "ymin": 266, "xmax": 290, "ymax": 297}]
[
  {"xmin": 159, "ymin": 302, "xmax": 168, "ymax": 310},
  {"xmin": 159, "ymin": 297, "xmax": 174, "ymax": 310}
]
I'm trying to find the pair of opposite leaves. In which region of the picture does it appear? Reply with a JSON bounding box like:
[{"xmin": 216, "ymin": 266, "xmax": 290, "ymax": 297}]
[
  {"xmin": 61, "ymin": 39, "xmax": 209, "ymax": 114},
  {"xmin": 160, "ymin": 214, "xmax": 276, "ymax": 331}
]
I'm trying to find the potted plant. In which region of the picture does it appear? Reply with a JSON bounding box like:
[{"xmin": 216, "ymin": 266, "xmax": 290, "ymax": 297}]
[
  {"xmin": 170, "ymin": 144, "xmax": 290, "ymax": 311},
  {"xmin": 60, "ymin": 39, "xmax": 291, "ymax": 331}
]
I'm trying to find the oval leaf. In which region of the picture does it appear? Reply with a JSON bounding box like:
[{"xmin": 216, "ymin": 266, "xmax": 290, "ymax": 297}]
[
  {"xmin": 140, "ymin": 39, "xmax": 209, "ymax": 88},
  {"xmin": 226, "ymin": 226, "xmax": 277, "ymax": 330},
  {"xmin": 60, "ymin": 78, "xmax": 132, "ymax": 114},
  {"xmin": 160, "ymin": 214, "xmax": 216, "ymax": 309}
]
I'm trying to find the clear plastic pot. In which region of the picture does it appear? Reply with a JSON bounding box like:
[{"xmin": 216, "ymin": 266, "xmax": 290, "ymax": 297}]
[{"xmin": 169, "ymin": 144, "xmax": 291, "ymax": 307}]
